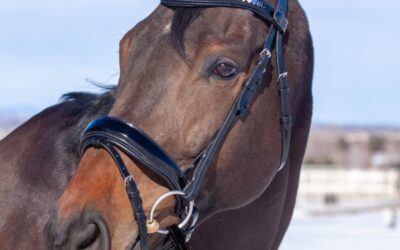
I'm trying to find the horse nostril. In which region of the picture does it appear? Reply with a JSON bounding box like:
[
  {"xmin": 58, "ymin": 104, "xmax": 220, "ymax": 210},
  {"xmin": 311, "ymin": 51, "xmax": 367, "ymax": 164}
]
[
  {"xmin": 72, "ymin": 223, "xmax": 99, "ymax": 249},
  {"xmin": 66, "ymin": 212, "xmax": 111, "ymax": 250},
  {"xmin": 47, "ymin": 211, "xmax": 111, "ymax": 250},
  {"xmin": 45, "ymin": 210, "xmax": 111, "ymax": 250}
]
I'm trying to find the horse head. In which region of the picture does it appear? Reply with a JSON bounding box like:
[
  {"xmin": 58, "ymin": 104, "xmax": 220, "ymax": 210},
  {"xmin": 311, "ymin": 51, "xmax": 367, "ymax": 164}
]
[{"xmin": 46, "ymin": 0, "xmax": 312, "ymax": 249}]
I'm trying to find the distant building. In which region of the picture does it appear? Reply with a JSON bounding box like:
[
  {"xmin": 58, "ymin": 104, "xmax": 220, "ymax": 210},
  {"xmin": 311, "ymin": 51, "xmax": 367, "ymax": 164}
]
[{"xmin": 304, "ymin": 126, "xmax": 400, "ymax": 169}]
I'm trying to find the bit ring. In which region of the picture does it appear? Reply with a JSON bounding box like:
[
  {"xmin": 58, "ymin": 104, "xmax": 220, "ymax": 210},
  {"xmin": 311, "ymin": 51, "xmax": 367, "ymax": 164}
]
[{"xmin": 147, "ymin": 191, "xmax": 194, "ymax": 235}]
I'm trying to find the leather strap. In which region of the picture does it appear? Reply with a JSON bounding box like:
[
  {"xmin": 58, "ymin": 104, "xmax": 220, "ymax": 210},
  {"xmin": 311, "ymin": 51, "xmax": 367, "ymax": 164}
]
[
  {"xmin": 276, "ymin": 31, "xmax": 292, "ymax": 170},
  {"xmin": 161, "ymin": 0, "xmax": 288, "ymax": 32},
  {"xmin": 95, "ymin": 142, "xmax": 148, "ymax": 250},
  {"xmin": 168, "ymin": 225, "xmax": 189, "ymax": 250}
]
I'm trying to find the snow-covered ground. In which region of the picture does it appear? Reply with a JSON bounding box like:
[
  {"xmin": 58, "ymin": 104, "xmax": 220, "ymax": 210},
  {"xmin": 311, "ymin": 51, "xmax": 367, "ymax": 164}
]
[{"xmin": 281, "ymin": 209, "xmax": 399, "ymax": 250}]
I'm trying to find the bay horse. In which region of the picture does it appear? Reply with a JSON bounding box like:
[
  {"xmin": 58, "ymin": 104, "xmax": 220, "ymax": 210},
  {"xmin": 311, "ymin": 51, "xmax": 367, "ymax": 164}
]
[{"xmin": 0, "ymin": 0, "xmax": 313, "ymax": 249}]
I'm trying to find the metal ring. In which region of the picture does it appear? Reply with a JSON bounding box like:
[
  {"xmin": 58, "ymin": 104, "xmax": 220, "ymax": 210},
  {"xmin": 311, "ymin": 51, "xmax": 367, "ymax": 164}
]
[{"xmin": 148, "ymin": 191, "xmax": 194, "ymax": 235}]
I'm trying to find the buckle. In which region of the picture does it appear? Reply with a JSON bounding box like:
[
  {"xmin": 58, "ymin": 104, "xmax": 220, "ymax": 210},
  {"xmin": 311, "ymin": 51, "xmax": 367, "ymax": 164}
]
[
  {"xmin": 278, "ymin": 72, "xmax": 288, "ymax": 82},
  {"xmin": 280, "ymin": 115, "xmax": 293, "ymax": 124},
  {"xmin": 260, "ymin": 48, "xmax": 272, "ymax": 59}
]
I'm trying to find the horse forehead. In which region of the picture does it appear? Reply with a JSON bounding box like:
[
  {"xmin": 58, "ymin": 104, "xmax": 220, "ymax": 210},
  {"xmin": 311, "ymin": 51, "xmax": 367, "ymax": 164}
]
[
  {"xmin": 192, "ymin": 8, "xmax": 263, "ymax": 44},
  {"xmin": 136, "ymin": 6, "xmax": 262, "ymax": 49}
]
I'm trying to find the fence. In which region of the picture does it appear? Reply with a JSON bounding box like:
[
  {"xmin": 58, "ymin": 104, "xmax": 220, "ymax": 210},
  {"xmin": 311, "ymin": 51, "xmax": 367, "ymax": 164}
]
[{"xmin": 298, "ymin": 166, "xmax": 400, "ymax": 205}]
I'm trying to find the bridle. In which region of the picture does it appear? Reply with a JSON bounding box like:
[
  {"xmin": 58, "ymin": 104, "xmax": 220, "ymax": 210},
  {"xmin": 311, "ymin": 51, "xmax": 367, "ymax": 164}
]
[{"xmin": 79, "ymin": 0, "xmax": 291, "ymax": 249}]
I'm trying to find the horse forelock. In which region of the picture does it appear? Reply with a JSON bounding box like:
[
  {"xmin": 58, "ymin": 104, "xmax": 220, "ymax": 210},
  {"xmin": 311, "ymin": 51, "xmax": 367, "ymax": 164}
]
[{"xmin": 170, "ymin": 7, "xmax": 203, "ymax": 56}]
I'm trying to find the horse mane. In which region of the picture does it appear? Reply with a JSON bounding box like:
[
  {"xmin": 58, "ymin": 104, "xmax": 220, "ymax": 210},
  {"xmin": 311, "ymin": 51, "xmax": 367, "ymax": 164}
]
[
  {"xmin": 59, "ymin": 88, "xmax": 116, "ymax": 156},
  {"xmin": 171, "ymin": 8, "xmax": 203, "ymax": 56}
]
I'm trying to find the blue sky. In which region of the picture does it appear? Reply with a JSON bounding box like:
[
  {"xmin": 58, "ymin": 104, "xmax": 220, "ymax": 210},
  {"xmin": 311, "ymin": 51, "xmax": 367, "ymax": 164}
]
[{"xmin": 0, "ymin": 0, "xmax": 399, "ymax": 126}]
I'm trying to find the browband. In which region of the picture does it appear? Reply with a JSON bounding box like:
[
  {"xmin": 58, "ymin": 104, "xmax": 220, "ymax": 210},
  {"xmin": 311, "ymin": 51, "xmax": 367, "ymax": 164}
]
[{"xmin": 161, "ymin": 0, "xmax": 288, "ymax": 32}]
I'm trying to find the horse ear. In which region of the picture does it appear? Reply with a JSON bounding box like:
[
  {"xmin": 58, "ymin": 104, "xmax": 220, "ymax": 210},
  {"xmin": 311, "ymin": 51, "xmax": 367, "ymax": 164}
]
[{"xmin": 118, "ymin": 30, "xmax": 135, "ymax": 83}]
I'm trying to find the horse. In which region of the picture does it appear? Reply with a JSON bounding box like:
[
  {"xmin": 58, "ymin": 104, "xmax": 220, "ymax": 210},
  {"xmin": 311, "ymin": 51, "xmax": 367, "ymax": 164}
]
[{"xmin": 0, "ymin": 0, "xmax": 313, "ymax": 249}]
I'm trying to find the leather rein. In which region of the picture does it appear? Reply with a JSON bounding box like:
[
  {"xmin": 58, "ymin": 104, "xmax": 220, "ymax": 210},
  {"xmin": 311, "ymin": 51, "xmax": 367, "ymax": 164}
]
[{"xmin": 79, "ymin": 0, "xmax": 291, "ymax": 249}]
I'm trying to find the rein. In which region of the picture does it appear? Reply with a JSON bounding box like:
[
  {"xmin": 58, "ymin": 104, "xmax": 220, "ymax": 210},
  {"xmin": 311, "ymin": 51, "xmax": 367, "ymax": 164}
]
[{"xmin": 80, "ymin": 0, "xmax": 291, "ymax": 249}]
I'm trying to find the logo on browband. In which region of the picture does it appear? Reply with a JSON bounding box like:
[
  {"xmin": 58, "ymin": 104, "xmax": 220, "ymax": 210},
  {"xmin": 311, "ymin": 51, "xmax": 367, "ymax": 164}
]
[{"xmin": 241, "ymin": 0, "xmax": 267, "ymax": 8}]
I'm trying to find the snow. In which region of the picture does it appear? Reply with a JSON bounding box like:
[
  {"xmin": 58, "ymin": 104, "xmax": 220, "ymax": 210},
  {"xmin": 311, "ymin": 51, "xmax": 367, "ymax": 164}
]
[{"xmin": 281, "ymin": 210, "xmax": 400, "ymax": 250}]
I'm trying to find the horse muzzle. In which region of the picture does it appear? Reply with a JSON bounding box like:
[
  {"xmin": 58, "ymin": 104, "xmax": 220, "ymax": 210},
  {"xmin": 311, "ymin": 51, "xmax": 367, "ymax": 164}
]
[{"xmin": 45, "ymin": 209, "xmax": 111, "ymax": 250}]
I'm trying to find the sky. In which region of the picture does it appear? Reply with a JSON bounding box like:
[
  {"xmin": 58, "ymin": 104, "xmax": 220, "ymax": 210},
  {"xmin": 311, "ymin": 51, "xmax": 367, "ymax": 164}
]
[{"xmin": 0, "ymin": 0, "xmax": 399, "ymax": 126}]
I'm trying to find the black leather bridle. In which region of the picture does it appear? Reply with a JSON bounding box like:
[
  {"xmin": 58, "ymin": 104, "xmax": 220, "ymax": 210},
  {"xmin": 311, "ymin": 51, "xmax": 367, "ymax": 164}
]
[{"xmin": 80, "ymin": 0, "xmax": 291, "ymax": 249}]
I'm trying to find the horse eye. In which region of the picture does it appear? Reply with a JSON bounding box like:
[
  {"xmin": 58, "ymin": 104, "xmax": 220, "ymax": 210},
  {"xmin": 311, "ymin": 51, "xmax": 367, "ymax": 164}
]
[{"xmin": 213, "ymin": 63, "xmax": 238, "ymax": 79}]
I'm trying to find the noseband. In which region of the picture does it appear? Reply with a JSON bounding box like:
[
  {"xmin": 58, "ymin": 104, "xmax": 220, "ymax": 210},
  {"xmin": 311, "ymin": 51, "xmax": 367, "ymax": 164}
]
[{"xmin": 80, "ymin": 0, "xmax": 291, "ymax": 249}]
